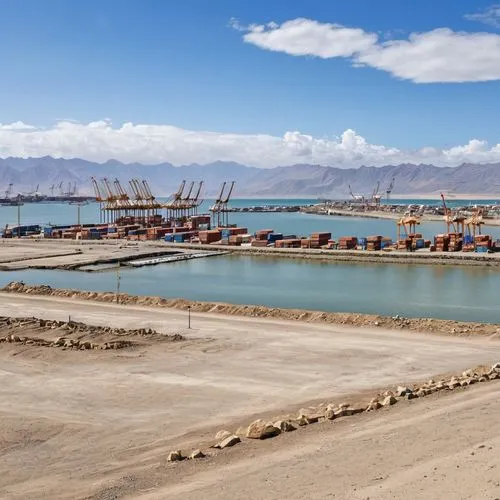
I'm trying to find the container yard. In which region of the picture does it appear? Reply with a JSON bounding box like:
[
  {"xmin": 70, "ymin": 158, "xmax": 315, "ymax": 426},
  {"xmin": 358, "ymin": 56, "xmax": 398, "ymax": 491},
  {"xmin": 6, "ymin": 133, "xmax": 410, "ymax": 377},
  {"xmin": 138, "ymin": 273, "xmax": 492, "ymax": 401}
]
[{"xmin": 2, "ymin": 181, "xmax": 500, "ymax": 267}]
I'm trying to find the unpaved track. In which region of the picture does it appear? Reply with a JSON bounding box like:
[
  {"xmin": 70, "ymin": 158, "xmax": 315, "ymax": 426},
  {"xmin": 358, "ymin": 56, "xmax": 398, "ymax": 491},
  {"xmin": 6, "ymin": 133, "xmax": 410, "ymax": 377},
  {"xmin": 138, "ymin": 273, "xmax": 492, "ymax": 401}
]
[{"xmin": 0, "ymin": 293, "xmax": 500, "ymax": 499}]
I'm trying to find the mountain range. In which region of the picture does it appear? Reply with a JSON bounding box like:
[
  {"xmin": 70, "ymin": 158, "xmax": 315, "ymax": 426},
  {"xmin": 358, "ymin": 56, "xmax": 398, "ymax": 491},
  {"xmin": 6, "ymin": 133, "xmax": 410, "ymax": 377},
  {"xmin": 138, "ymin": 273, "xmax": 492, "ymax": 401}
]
[{"xmin": 0, "ymin": 156, "xmax": 499, "ymax": 198}]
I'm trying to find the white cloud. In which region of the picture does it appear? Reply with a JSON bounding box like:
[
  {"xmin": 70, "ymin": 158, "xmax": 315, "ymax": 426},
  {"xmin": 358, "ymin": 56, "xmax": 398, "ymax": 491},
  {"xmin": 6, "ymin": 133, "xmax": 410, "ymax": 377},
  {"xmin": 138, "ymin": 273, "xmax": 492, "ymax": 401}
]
[
  {"xmin": 1, "ymin": 120, "xmax": 500, "ymax": 168},
  {"xmin": 234, "ymin": 18, "xmax": 500, "ymax": 83},
  {"xmin": 242, "ymin": 18, "xmax": 377, "ymax": 58},
  {"xmin": 465, "ymin": 4, "xmax": 500, "ymax": 28},
  {"xmin": 357, "ymin": 29, "xmax": 500, "ymax": 83}
]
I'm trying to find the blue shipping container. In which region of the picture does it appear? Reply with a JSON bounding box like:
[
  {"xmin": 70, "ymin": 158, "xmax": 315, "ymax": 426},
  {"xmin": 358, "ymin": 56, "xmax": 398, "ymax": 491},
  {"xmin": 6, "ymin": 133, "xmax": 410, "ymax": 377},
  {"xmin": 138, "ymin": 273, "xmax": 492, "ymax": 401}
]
[{"xmin": 268, "ymin": 233, "xmax": 283, "ymax": 242}]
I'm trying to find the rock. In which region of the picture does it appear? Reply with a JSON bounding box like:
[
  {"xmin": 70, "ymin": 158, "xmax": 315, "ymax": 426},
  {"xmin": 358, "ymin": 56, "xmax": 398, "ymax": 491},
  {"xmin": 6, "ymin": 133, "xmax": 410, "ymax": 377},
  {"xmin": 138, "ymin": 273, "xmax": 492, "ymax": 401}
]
[
  {"xmin": 167, "ymin": 450, "xmax": 184, "ymax": 462},
  {"xmin": 246, "ymin": 419, "xmax": 281, "ymax": 439},
  {"xmin": 489, "ymin": 372, "xmax": 498, "ymax": 380},
  {"xmin": 215, "ymin": 430, "xmax": 232, "ymax": 441},
  {"xmin": 298, "ymin": 409, "xmax": 322, "ymax": 423},
  {"xmin": 462, "ymin": 369, "xmax": 474, "ymax": 377},
  {"xmin": 273, "ymin": 420, "xmax": 296, "ymax": 432},
  {"xmin": 218, "ymin": 434, "xmax": 241, "ymax": 449},
  {"xmin": 491, "ymin": 362, "xmax": 500, "ymax": 370},
  {"xmin": 325, "ymin": 408, "xmax": 336, "ymax": 420},
  {"xmin": 366, "ymin": 401, "xmax": 382, "ymax": 411},
  {"xmin": 406, "ymin": 392, "xmax": 418, "ymax": 400},
  {"xmin": 479, "ymin": 376, "xmax": 488, "ymax": 382},
  {"xmin": 396, "ymin": 386, "xmax": 412, "ymax": 397},
  {"xmin": 382, "ymin": 395, "xmax": 397, "ymax": 406},
  {"xmin": 54, "ymin": 337, "xmax": 66, "ymax": 346},
  {"xmin": 448, "ymin": 380, "xmax": 460, "ymax": 389},
  {"xmin": 190, "ymin": 449, "xmax": 205, "ymax": 459},
  {"xmin": 295, "ymin": 416, "xmax": 308, "ymax": 426}
]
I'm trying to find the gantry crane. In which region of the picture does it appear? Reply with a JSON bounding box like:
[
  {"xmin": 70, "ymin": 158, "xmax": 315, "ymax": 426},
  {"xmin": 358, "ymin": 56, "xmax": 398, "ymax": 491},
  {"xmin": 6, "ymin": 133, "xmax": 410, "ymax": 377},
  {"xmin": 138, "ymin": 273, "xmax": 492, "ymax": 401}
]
[
  {"xmin": 465, "ymin": 207, "xmax": 484, "ymax": 247},
  {"xmin": 163, "ymin": 180, "xmax": 203, "ymax": 220},
  {"xmin": 4, "ymin": 183, "xmax": 13, "ymax": 200},
  {"xmin": 386, "ymin": 177, "xmax": 395, "ymax": 201},
  {"xmin": 210, "ymin": 181, "xmax": 235, "ymax": 227},
  {"xmin": 441, "ymin": 193, "xmax": 465, "ymax": 234},
  {"xmin": 397, "ymin": 215, "xmax": 421, "ymax": 242},
  {"xmin": 370, "ymin": 181, "xmax": 382, "ymax": 208}
]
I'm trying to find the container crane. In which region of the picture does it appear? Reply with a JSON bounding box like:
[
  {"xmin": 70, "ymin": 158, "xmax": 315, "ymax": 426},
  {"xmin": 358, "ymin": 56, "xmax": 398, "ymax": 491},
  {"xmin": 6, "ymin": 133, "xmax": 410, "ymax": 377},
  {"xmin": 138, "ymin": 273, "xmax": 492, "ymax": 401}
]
[
  {"xmin": 90, "ymin": 177, "xmax": 105, "ymax": 223},
  {"xmin": 210, "ymin": 181, "xmax": 235, "ymax": 227},
  {"xmin": 190, "ymin": 181, "xmax": 204, "ymax": 214},
  {"xmin": 397, "ymin": 215, "xmax": 421, "ymax": 242},
  {"xmin": 4, "ymin": 183, "xmax": 13, "ymax": 199},
  {"xmin": 370, "ymin": 181, "xmax": 382, "ymax": 208},
  {"xmin": 348, "ymin": 185, "xmax": 364, "ymax": 204},
  {"xmin": 441, "ymin": 193, "xmax": 465, "ymax": 234},
  {"xmin": 385, "ymin": 178, "xmax": 395, "ymax": 201}
]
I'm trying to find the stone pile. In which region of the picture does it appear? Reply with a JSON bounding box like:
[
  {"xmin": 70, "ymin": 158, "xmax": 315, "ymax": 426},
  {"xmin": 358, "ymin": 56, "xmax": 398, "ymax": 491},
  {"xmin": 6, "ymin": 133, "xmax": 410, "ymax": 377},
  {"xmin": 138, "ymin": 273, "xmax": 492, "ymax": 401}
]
[
  {"xmin": 0, "ymin": 315, "xmax": 184, "ymax": 342},
  {"xmin": 166, "ymin": 362, "xmax": 500, "ymax": 464},
  {"xmin": 0, "ymin": 333, "xmax": 133, "ymax": 351}
]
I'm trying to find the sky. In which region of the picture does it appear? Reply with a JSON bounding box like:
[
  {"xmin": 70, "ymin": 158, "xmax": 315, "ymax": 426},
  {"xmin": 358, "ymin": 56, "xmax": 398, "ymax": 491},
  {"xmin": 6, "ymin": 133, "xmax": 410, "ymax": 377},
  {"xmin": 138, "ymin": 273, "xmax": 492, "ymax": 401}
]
[{"xmin": 1, "ymin": 0, "xmax": 500, "ymax": 167}]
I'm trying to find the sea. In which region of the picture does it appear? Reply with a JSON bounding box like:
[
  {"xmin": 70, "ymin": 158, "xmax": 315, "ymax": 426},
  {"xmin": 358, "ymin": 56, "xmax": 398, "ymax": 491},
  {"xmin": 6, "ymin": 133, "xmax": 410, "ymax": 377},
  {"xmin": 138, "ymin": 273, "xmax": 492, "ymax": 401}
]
[{"xmin": 1, "ymin": 198, "xmax": 500, "ymax": 323}]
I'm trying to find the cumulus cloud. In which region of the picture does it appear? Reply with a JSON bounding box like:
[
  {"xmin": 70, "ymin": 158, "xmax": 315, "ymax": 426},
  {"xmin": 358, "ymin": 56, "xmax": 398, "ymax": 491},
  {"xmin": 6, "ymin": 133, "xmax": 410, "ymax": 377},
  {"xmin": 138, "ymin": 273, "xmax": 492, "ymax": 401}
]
[
  {"xmin": 465, "ymin": 4, "xmax": 500, "ymax": 28},
  {"xmin": 1, "ymin": 120, "xmax": 500, "ymax": 168},
  {"xmin": 242, "ymin": 18, "xmax": 377, "ymax": 58},
  {"xmin": 234, "ymin": 18, "xmax": 500, "ymax": 83}
]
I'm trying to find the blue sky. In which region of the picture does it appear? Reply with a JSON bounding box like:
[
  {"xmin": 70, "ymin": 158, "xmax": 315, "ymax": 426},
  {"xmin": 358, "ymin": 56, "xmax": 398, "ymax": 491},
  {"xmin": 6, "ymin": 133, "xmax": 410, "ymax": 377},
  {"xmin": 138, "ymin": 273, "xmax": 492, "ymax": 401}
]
[{"xmin": 1, "ymin": 0, "xmax": 500, "ymax": 167}]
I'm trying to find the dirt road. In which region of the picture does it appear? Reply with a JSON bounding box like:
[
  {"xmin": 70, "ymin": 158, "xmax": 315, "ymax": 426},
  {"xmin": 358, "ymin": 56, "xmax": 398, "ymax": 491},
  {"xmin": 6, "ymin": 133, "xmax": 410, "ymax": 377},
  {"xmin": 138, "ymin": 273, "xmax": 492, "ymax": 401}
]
[
  {"xmin": 150, "ymin": 382, "xmax": 500, "ymax": 500},
  {"xmin": 0, "ymin": 293, "xmax": 499, "ymax": 499}
]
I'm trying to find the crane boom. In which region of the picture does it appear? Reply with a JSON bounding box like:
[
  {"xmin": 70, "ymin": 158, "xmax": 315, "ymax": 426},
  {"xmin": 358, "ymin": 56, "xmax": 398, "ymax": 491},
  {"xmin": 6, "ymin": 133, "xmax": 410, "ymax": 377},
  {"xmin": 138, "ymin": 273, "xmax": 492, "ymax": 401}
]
[
  {"xmin": 192, "ymin": 181, "xmax": 203, "ymax": 205},
  {"xmin": 222, "ymin": 181, "xmax": 235, "ymax": 204},
  {"xmin": 182, "ymin": 181, "xmax": 195, "ymax": 201},
  {"xmin": 90, "ymin": 177, "xmax": 104, "ymax": 201}
]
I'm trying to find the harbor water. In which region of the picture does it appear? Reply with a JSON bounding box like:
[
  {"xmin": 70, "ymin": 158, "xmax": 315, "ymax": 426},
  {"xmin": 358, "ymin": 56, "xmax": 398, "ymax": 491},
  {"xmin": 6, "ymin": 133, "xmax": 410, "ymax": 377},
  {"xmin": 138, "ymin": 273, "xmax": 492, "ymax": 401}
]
[{"xmin": 1, "ymin": 255, "xmax": 499, "ymax": 323}]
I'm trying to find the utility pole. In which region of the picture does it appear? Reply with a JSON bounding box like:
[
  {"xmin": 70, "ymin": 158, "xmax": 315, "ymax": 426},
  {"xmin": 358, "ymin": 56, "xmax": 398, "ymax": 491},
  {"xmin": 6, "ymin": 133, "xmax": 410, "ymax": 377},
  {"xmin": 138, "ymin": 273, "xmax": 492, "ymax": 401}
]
[
  {"xmin": 70, "ymin": 200, "xmax": 88, "ymax": 226},
  {"xmin": 187, "ymin": 305, "xmax": 191, "ymax": 329},
  {"xmin": 116, "ymin": 263, "xmax": 121, "ymax": 303},
  {"xmin": 16, "ymin": 196, "xmax": 24, "ymax": 238}
]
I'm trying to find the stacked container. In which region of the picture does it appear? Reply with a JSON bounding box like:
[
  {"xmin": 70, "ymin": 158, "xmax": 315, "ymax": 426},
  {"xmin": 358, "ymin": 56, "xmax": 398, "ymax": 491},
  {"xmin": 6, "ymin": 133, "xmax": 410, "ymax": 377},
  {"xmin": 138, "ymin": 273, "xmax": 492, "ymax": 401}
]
[{"xmin": 338, "ymin": 236, "xmax": 358, "ymax": 250}]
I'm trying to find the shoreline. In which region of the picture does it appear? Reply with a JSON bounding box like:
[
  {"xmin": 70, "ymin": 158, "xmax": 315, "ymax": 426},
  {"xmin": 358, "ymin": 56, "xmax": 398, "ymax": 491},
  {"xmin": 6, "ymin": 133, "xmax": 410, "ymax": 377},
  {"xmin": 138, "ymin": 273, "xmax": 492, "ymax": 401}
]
[
  {"xmin": 1, "ymin": 238, "xmax": 500, "ymax": 270},
  {"xmin": 4, "ymin": 281, "xmax": 499, "ymax": 334},
  {"xmin": 302, "ymin": 207, "xmax": 500, "ymax": 227}
]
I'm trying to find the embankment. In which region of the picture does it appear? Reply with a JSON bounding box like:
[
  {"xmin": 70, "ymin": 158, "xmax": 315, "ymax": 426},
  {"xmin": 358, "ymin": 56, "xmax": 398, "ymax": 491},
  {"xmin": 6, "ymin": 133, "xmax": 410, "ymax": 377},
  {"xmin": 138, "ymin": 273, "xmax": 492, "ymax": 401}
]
[
  {"xmin": 164, "ymin": 242, "xmax": 500, "ymax": 267},
  {"xmin": 3, "ymin": 281, "xmax": 499, "ymax": 338}
]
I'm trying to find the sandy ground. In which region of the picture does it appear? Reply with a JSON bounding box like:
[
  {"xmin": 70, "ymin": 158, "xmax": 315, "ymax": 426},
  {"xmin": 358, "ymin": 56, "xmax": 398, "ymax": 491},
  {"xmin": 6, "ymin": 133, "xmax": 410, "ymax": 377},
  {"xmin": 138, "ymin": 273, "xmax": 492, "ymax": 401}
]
[
  {"xmin": 0, "ymin": 293, "xmax": 500, "ymax": 499},
  {"xmin": 0, "ymin": 240, "xmax": 184, "ymax": 270},
  {"xmin": 149, "ymin": 382, "xmax": 500, "ymax": 500}
]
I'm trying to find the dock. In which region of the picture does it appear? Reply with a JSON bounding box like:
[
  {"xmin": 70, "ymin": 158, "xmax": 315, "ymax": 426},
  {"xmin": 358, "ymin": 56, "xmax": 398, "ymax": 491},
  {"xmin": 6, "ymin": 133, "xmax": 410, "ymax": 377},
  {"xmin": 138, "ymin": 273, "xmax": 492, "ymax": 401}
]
[{"xmin": 124, "ymin": 251, "xmax": 229, "ymax": 267}]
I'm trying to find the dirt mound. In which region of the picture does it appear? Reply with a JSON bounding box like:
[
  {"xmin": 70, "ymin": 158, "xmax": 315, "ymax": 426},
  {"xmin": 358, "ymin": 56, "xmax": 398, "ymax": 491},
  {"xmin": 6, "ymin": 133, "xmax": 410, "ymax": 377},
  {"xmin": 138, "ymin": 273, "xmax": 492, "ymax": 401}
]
[{"xmin": 0, "ymin": 314, "xmax": 185, "ymax": 351}]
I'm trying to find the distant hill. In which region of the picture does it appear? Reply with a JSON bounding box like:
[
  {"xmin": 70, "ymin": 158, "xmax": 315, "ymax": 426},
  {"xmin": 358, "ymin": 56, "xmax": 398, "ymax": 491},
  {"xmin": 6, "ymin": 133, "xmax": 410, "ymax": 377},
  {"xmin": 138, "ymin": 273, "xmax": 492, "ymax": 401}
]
[{"xmin": 0, "ymin": 156, "xmax": 499, "ymax": 198}]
